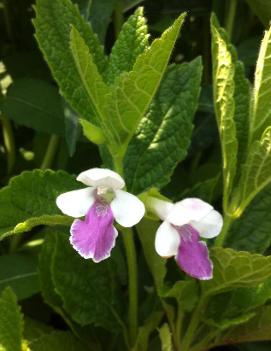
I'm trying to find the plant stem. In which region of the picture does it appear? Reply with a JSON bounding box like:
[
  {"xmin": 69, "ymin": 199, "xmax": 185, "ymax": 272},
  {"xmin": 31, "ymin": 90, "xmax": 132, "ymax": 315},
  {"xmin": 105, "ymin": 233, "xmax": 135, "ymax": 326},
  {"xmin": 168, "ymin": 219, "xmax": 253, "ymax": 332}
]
[
  {"xmin": 122, "ymin": 227, "xmax": 138, "ymax": 346},
  {"xmin": 225, "ymin": 0, "xmax": 237, "ymax": 40},
  {"xmin": 214, "ymin": 213, "xmax": 234, "ymax": 247},
  {"xmin": 1, "ymin": 115, "xmax": 16, "ymax": 174},
  {"xmin": 114, "ymin": 0, "xmax": 124, "ymax": 37},
  {"xmin": 181, "ymin": 298, "xmax": 206, "ymax": 351},
  {"xmin": 175, "ymin": 307, "xmax": 184, "ymax": 350},
  {"xmin": 40, "ymin": 134, "xmax": 59, "ymax": 169}
]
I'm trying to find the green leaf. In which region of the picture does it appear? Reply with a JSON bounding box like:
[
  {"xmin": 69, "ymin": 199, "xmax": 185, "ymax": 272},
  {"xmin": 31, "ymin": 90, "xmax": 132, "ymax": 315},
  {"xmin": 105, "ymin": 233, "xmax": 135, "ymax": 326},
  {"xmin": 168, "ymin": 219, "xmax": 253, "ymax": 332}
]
[
  {"xmin": 0, "ymin": 170, "xmax": 79, "ymax": 239},
  {"xmin": 30, "ymin": 331, "xmax": 89, "ymax": 351},
  {"xmin": 33, "ymin": 0, "xmax": 107, "ymax": 125},
  {"xmin": 106, "ymin": 7, "xmax": 149, "ymax": 84},
  {"xmin": 159, "ymin": 324, "xmax": 173, "ymax": 351},
  {"xmin": 0, "ymin": 254, "xmax": 39, "ymax": 300},
  {"xmin": 201, "ymin": 247, "xmax": 271, "ymax": 296},
  {"xmin": 239, "ymin": 127, "xmax": 271, "ymax": 210},
  {"xmin": 216, "ymin": 305, "xmax": 271, "ymax": 345},
  {"xmin": 226, "ymin": 184, "xmax": 271, "ymax": 253},
  {"xmin": 1, "ymin": 78, "xmax": 65, "ymax": 135},
  {"xmin": 204, "ymin": 278, "xmax": 271, "ymax": 329},
  {"xmin": 39, "ymin": 230, "xmax": 63, "ymax": 310},
  {"xmin": 246, "ymin": 0, "xmax": 271, "ymax": 27},
  {"xmin": 124, "ymin": 58, "xmax": 202, "ymax": 194},
  {"xmin": 249, "ymin": 24, "xmax": 271, "ymax": 142},
  {"xmin": 233, "ymin": 61, "xmax": 250, "ymax": 167},
  {"xmin": 107, "ymin": 13, "xmax": 186, "ymax": 150},
  {"xmin": 137, "ymin": 219, "xmax": 166, "ymax": 291},
  {"xmin": 69, "ymin": 26, "xmax": 111, "ymax": 138},
  {"xmin": 0, "ymin": 288, "xmax": 23, "ymax": 351},
  {"xmin": 79, "ymin": 119, "xmax": 105, "ymax": 144},
  {"xmin": 211, "ymin": 14, "xmax": 238, "ymax": 208},
  {"xmin": 51, "ymin": 230, "xmax": 123, "ymax": 331}
]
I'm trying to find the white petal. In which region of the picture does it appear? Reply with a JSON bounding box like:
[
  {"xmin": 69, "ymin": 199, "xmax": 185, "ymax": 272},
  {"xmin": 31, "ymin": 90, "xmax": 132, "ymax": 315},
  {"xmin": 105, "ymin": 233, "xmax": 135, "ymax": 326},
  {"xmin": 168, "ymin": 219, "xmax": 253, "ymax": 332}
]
[
  {"xmin": 111, "ymin": 190, "xmax": 145, "ymax": 227},
  {"xmin": 147, "ymin": 197, "xmax": 174, "ymax": 220},
  {"xmin": 191, "ymin": 209, "xmax": 223, "ymax": 239},
  {"xmin": 167, "ymin": 198, "xmax": 213, "ymax": 226},
  {"xmin": 56, "ymin": 187, "xmax": 94, "ymax": 218},
  {"xmin": 77, "ymin": 168, "xmax": 125, "ymax": 190},
  {"xmin": 155, "ymin": 221, "xmax": 180, "ymax": 257}
]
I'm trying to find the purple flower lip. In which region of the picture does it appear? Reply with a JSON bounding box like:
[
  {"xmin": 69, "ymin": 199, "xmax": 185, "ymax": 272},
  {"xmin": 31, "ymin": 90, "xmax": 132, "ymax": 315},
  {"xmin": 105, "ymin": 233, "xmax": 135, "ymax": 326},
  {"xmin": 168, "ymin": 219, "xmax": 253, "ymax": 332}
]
[{"xmin": 56, "ymin": 168, "xmax": 145, "ymax": 262}]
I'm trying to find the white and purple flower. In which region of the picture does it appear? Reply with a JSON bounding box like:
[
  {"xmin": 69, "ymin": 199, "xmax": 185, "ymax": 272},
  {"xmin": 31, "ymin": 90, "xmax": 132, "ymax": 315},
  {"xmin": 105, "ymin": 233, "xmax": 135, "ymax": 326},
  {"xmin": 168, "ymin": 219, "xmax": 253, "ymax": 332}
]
[
  {"xmin": 56, "ymin": 168, "xmax": 145, "ymax": 262},
  {"xmin": 148, "ymin": 197, "xmax": 223, "ymax": 280}
]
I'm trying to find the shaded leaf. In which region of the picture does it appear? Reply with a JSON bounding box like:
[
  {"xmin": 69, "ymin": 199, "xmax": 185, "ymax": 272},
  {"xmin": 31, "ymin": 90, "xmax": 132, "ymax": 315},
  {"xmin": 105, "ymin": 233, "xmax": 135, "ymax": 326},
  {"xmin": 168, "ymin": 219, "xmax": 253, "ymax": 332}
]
[{"xmin": 0, "ymin": 254, "xmax": 39, "ymax": 300}]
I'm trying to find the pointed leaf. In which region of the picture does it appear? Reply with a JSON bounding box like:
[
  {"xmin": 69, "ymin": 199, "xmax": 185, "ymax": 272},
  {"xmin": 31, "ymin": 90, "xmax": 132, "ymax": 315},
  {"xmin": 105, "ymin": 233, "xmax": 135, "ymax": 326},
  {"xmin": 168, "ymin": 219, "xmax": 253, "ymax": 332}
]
[
  {"xmin": 106, "ymin": 7, "xmax": 149, "ymax": 84},
  {"xmin": 250, "ymin": 24, "xmax": 271, "ymax": 142},
  {"xmin": 124, "ymin": 58, "xmax": 202, "ymax": 194},
  {"xmin": 107, "ymin": 13, "xmax": 186, "ymax": 149},
  {"xmin": 211, "ymin": 14, "xmax": 238, "ymax": 208},
  {"xmin": 33, "ymin": 0, "xmax": 107, "ymax": 125},
  {"xmin": 69, "ymin": 27, "xmax": 111, "ymax": 138}
]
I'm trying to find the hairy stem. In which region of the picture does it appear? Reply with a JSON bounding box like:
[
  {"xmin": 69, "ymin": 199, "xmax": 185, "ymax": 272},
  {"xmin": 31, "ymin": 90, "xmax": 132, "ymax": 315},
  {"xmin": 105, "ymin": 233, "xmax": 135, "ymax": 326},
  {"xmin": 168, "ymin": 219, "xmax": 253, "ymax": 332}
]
[{"xmin": 40, "ymin": 134, "xmax": 59, "ymax": 169}]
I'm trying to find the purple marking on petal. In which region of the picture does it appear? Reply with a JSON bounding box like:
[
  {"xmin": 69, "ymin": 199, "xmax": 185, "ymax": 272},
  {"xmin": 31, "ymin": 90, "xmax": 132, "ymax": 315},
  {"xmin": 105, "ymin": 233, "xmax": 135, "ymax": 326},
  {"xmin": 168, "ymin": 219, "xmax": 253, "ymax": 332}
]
[
  {"xmin": 70, "ymin": 199, "xmax": 117, "ymax": 262},
  {"xmin": 175, "ymin": 224, "xmax": 213, "ymax": 280}
]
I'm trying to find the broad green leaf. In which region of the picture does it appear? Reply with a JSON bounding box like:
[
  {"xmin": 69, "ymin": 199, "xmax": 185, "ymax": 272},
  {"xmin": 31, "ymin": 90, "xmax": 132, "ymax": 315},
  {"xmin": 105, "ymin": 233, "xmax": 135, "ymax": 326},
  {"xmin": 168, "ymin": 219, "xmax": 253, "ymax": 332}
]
[
  {"xmin": 51, "ymin": 230, "xmax": 123, "ymax": 331},
  {"xmin": 33, "ymin": 0, "xmax": 107, "ymax": 125},
  {"xmin": 64, "ymin": 102, "xmax": 79, "ymax": 157},
  {"xmin": 159, "ymin": 324, "xmax": 173, "ymax": 351},
  {"xmin": 137, "ymin": 219, "xmax": 166, "ymax": 290},
  {"xmin": 204, "ymin": 278, "xmax": 271, "ymax": 329},
  {"xmin": 0, "ymin": 288, "xmax": 23, "ymax": 351},
  {"xmin": 0, "ymin": 170, "xmax": 79, "ymax": 238},
  {"xmin": 124, "ymin": 58, "xmax": 202, "ymax": 194},
  {"xmin": 69, "ymin": 27, "xmax": 111, "ymax": 139},
  {"xmin": 249, "ymin": 24, "xmax": 271, "ymax": 142},
  {"xmin": 132, "ymin": 311, "xmax": 163, "ymax": 351},
  {"xmin": 226, "ymin": 184, "xmax": 271, "ymax": 253},
  {"xmin": 39, "ymin": 230, "xmax": 63, "ymax": 310},
  {"xmin": 106, "ymin": 7, "xmax": 149, "ymax": 84},
  {"xmin": 202, "ymin": 248, "xmax": 271, "ymax": 296},
  {"xmin": 0, "ymin": 254, "xmax": 39, "ymax": 300},
  {"xmin": 216, "ymin": 305, "xmax": 271, "ymax": 345},
  {"xmin": 1, "ymin": 78, "xmax": 65, "ymax": 135},
  {"xmin": 233, "ymin": 61, "xmax": 250, "ymax": 167},
  {"xmin": 211, "ymin": 14, "xmax": 238, "ymax": 208},
  {"xmin": 239, "ymin": 127, "xmax": 271, "ymax": 210},
  {"xmin": 246, "ymin": 0, "xmax": 271, "ymax": 27},
  {"xmin": 30, "ymin": 331, "xmax": 89, "ymax": 351},
  {"xmin": 107, "ymin": 13, "xmax": 186, "ymax": 150}
]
